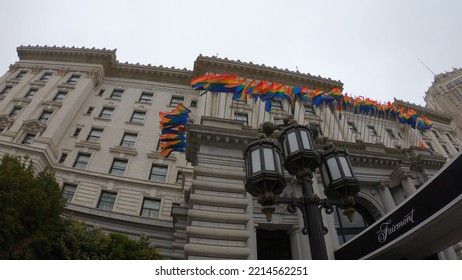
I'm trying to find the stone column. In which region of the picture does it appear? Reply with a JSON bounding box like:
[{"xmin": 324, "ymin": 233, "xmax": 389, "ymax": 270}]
[
  {"xmin": 400, "ymin": 175, "xmax": 417, "ymax": 198},
  {"xmin": 378, "ymin": 181, "xmax": 396, "ymax": 213}
]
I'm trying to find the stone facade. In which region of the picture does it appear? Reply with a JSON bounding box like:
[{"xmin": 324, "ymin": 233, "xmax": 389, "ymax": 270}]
[{"xmin": 0, "ymin": 46, "xmax": 461, "ymax": 259}]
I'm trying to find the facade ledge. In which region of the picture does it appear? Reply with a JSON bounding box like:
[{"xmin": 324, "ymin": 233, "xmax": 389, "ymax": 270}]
[
  {"xmin": 75, "ymin": 140, "xmax": 101, "ymax": 151},
  {"xmin": 109, "ymin": 146, "xmax": 138, "ymax": 156},
  {"xmin": 30, "ymin": 80, "xmax": 47, "ymax": 88},
  {"xmin": 41, "ymin": 100, "xmax": 63, "ymax": 109},
  {"xmin": 22, "ymin": 119, "xmax": 47, "ymax": 133},
  {"xmin": 13, "ymin": 97, "xmax": 32, "ymax": 104},
  {"xmin": 0, "ymin": 114, "xmax": 15, "ymax": 129},
  {"xmin": 57, "ymin": 83, "xmax": 76, "ymax": 90},
  {"xmin": 147, "ymin": 151, "xmax": 177, "ymax": 162}
]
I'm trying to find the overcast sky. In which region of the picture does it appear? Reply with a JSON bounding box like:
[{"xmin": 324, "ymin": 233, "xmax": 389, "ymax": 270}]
[{"xmin": 2, "ymin": 0, "xmax": 462, "ymax": 106}]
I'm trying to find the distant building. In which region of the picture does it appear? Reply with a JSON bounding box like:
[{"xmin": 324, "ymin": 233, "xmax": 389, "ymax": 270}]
[
  {"xmin": 0, "ymin": 46, "xmax": 460, "ymax": 259},
  {"xmin": 424, "ymin": 68, "xmax": 462, "ymax": 140}
]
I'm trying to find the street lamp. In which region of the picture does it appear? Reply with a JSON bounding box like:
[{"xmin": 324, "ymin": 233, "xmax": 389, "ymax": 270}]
[{"xmin": 244, "ymin": 117, "xmax": 360, "ymax": 260}]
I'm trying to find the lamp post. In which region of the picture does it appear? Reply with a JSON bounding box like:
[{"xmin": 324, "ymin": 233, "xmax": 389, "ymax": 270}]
[{"xmin": 244, "ymin": 117, "xmax": 360, "ymax": 260}]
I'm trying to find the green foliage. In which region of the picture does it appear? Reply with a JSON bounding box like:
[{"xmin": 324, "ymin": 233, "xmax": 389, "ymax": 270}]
[{"xmin": 0, "ymin": 154, "xmax": 162, "ymax": 260}]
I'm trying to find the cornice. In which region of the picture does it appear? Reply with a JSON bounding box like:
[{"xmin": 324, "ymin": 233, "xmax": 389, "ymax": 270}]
[
  {"xmin": 16, "ymin": 45, "xmax": 194, "ymax": 86},
  {"xmin": 393, "ymin": 98, "xmax": 453, "ymax": 125},
  {"xmin": 193, "ymin": 55, "xmax": 343, "ymax": 92}
]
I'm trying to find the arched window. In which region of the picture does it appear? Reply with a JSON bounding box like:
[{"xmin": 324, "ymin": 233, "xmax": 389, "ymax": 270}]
[{"xmin": 334, "ymin": 204, "xmax": 375, "ymax": 245}]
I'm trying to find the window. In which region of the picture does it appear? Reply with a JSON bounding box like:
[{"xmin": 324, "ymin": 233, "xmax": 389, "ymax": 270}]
[
  {"xmin": 139, "ymin": 92, "xmax": 153, "ymax": 103},
  {"xmin": 386, "ymin": 128, "xmax": 395, "ymax": 139},
  {"xmin": 426, "ymin": 142, "xmax": 434, "ymax": 151},
  {"xmin": 73, "ymin": 127, "xmax": 81, "ymax": 137},
  {"xmin": 97, "ymin": 191, "xmax": 116, "ymax": 211},
  {"xmin": 16, "ymin": 71, "xmax": 27, "ymax": 79},
  {"xmin": 25, "ymin": 88, "xmax": 38, "ymax": 98},
  {"xmin": 22, "ymin": 134, "xmax": 35, "ymax": 144},
  {"xmin": 270, "ymin": 99, "xmax": 283, "ymax": 110},
  {"xmin": 40, "ymin": 72, "xmax": 52, "ymax": 81},
  {"xmin": 99, "ymin": 107, "xmax": 114, "ymax": 119},
  {"xmin": 170, "ymin": 96, "xmax": 184, "ymax": 106},
  {"xmin": 432, "ymin": 130, "xmax": 440, "ymax": 139},
  {"xmin": 86, "ymin": 107, "xmax": 94, "ymax": 115},
  {"xmin": 120, "ymin": 132, "xmax": 137, "ymax": 148},
  {"xmin": 59, "ymin": 153, "xmax": 67, "ymax": 164},
  {"xmin": 176, "ymin": 171, "xmax": 183, "ymax": 183},
  {"xmin": 1, "ymin": 85, "xmax": 12, "ymax": 95},
  {"xmin": 130, "ymin": 111, "xmax": 146, "ymax": 123},
  {"xmin": 347, "ymin": 122, "xmax": 357, "ymax": 133},
  {"xmin": 190, "ymin": 99, "xmax": 198, "ymax": 108},
  {"xmin": 98, "ymin": 89, "xmax": 105, "ymax": 96},
  {"xmin": 334, "ymin": 204, "xmax": 375, "ymax": 245},
  {"xmin": 305, "ymin": 104, "xmax": 315, "ymax": 114},
  {"xmin": 140, "ymin": 198, "xmax": 160, "ymax": 218},
  {"xmin": 73, "ymin": 153, "xmax": 90, "ymax": 169},
  {"xmin": 38, "ymin": 111, "xmax": 52, "ymax": 123},
  {"xmin": 442, "ymin": 145, "xmax": 450, "ymax": 155},
  {"xmin": 53, "ymin": 90, "xmax": 68, "ymax": 102},
  {"xmin": 62, "ymin": 184, "xmax": 77, "ymax": 203},
  {"xmin": 110, "ymin": 89, "xmax": 124, "ymax": 100},
  {"xmin": 446, "ymin": 133, "xmax": 454, "ymax": 142},
  {"xmin": 87, "ymin": 128, "xmax": 103, "ymax": 142},
  {"xmin": 9, "ymin": 106, "xmax": 22, "ymax": 117},
  {"xmin": 234, "ymin": 112, "xmax": 248, "ymax": 125},
  {"xmin": 67, "ymin": 74, "xmax": 80, "ymax": 84},
  {"xmin": 16, "ymin": 70, "xmax": 27, "ymax": 79},
  {"xmin": 109, "ymin": 159, "xmax": 128, "ymax": 176},
  {"xmin": 367, "ymin": 125, "xmax": 377, "ymax": 136},
  {"xmin": 149, "ymin": 164, "xmax": 167, "ymax": 182}
]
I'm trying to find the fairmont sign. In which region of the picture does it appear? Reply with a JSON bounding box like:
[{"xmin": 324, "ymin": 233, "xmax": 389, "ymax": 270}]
[{"xmin": 335, "ymin": 153, "xmax": 462, "ymax": 259}]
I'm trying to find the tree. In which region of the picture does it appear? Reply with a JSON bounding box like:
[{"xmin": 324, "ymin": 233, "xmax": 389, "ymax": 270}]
[{"xmin": 0, "ymin": 155, "xmax": 162, "ymax": 259}]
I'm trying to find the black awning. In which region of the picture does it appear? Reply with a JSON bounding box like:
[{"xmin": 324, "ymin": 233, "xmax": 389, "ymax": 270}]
[{"xmin": 335, "ymin": 153, "xmax": 462, "ymax": 260}]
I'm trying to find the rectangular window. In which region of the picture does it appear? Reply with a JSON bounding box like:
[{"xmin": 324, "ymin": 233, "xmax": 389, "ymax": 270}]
[
  {"xmin": 59, "ymin": 153, "xmax": 67, "ymax": 164},
  {"xmin": 305, "ymin": 104, "xmax": 315, "ymax": 114},
  {"xmin": 99, "ymin": 107, "xmax": 114, "ymax": 119},
  {"xmin": 110, "ymin": 159, "xmax": 128, "ymax": 176},
  {"xmin": 110, "ymin": 89, "xmax": 124, "ymax": 100},
  {"xmin": 130, "ymin": 111, "xmax": 146, "ymax": 123},
  {"xmin": 386, "ymin": 128, "xmax": 395, "ymax": 139},
  {"xmin": 73, "ymin": 153, "xmax": 90, "ymax": 169},
  {"xmin": 347, "ymin": 122, "xmax": 357, "ymax": 133},
  {"xmin": 234, "ymin": 112, "xmax": 248, "ymax": 125},
  {"xmin": 40, "ymin": 72, "xmax": 52, "ymax": 81},
  {"xmin": 442, "ymin": 145, "xmax": 450, "ymax": 154},
  {"xmin": 139, "ymin": 92, "xmax": 153, "ymax": 103},
  {"xmin": 73, "ymin": 127, "xmax": 81, "ymax": 137},
  {"xmin": 22, "ymin": 134, "xmax": 35, "ymax": 144},
  {"xmin": 1, "ymin": 85, "xmax": 13, "ymax": 95},
  {"xmin": 446, "ymin": 133, "xmax": 454, "ymax": 142},
  {"xmin": 190, "ymin": 99, "xmax": 198, "ymax": 108},
  {"xmin": 176, "ymin": 171, "xmax": 183, "ymax": 183},
  {"xmin": 62, "ymin": 184, "xmax": 77, "ymax": 203},
  {"xmin": 97, "ymin": 191, "xmax": 116, "ymax": 211},
  {"xmin": 120, "ymin": 132, "xmax": 137, "ymax": 148},
  {"xmin": 67, "ymin": 74, "xmax": 80, "ymax": 84},
  {"xmin": 25, "ymin": 88, "xmax": 38, "ymax": 98},
  {"xmin": 367, "ymin": 125, "xmax": 377, "ymax": 136},
  {"xmin": 170, "ymin": 96, "xmax": 184, "ymax": 106},
  {"xmin": 16, "ymin": 70, "xmax": 27, "ymax": 79},
  {"xmin": 433, "ymin": 130, "xmax": 440, "ymax": 139},
  {"xmin": 9, "ymin": 106, "xmax": 22, "ymax": 117},
  {"xmin": 86, "ymin": 107, "xmax": 94, "ymax": 115},
  {"xmin": 149, "ymin": 164, "xmax": 167, "ymax": 182},
  {"xmin": 140, "ymin": 198, "xmax": 160, "ymax": 218},
  {"xmin": 39, "ymin": 110, "xmax": 52, "ymax": 123},
  {"xmin": 98, "ymin": 89, "xmax": 105, "ymax": 96},
  {"xmin": 53, "ymin": 90, "xmax": 68, "ymax": 102},
  {"xmin": 87, "ymin": 128, "xmax": 104, "ymax": 142},
  {"xmin": 271, "ymin": 99, "xmax": 283, "ymax": 110}
]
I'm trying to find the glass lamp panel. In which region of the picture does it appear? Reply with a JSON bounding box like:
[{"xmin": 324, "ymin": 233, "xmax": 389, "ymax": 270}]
[
  {"xmin": 321, "ymin": 163, "xmax": 330, "ymax": 186},
  {"xmin": 263, "ymin": 148, "xmax": 275, "ymax": 171},
  {"xmin": 339, "ymin": 156, "xmax": 353, "ymax": 177},
  {"xmin": 300, "ymin": 130, "xmax": 311, "ymax": 150},
  {"xmin": 327, "ymin": 157, "xmax": 342, "ymax": 181},
  {"xmin": 275, "ymin": 150, "xmax": 282, "ymax": 174},
  {"xmin": 282, "ymin": 139, "xmax": 289, "ymax": 159},
  {"xmin": 251, "ymin": 149, "xmax": 261, "ymax": 173},
  {"xmin": 287, "ymin": 132, "xmax": 299, "ymax": 153}
]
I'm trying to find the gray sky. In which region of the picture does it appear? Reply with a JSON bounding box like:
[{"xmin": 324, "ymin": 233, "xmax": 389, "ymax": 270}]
[{"xmin": 2, "ymin": 0, "xmax": 461, "ymax": 106}]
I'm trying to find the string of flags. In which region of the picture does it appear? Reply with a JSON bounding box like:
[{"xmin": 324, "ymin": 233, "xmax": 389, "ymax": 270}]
[
  {"xmin": 159, "ymin": 104, "xmax": 190, "ymax": 158},
  {"xmin": 191, "ymin": 73, "xmax": 433, "ymax": 134}
]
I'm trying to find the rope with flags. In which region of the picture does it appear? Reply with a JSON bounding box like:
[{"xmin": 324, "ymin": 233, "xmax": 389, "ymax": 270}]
[
  {"xmin": 191, "ymin": 73, "xmax": 433, "ymax": 133},
  {"xmin": 159, "ymin": 104, "xmax": 191, "ymax": 158}
]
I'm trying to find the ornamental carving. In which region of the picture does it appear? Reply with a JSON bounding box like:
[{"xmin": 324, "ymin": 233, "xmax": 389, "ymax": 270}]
[
  {"xmin": 29, "ymin": 65, "xmax": 44, "ymax": 74},
  {"xmin": 0, "ymin": 115, "xmax": 14, "ymax": 128},
  {"xmin": 85, "ymin": 69, "xmax": 102, "ymax": 88},
  {"xmin": 55, "ymin": 67, "xmax": 70, "ymax": 76},
  {"xmin": 22, "ymin": 120, "xmax": 47, "ymax": 133},
  {"xmin": 8, "ymin": 64, "xmax": 20, "ymax": 73}
]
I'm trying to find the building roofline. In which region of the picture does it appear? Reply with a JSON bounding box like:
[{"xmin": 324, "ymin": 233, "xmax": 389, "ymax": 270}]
[{"xmin": 393, "ymin": 98, "xmax": 453, "ymax": 124}]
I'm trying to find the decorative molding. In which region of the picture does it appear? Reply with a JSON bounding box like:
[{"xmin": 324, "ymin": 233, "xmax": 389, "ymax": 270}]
[
  {"xmin": 55, "ymin": 67, "xmax": 71, "ymax": 76},
  {"xmin": 22, "ymin": 119, "xmax": 47, "ymax": 133},
  {"xmin": 109, "ymin": 146, "xmax": 138, "ymax": 157},
  {"xmin": 85, "ymin": 69, "xmax": 102, "ymax": 88},
  {"xmin": 8, "ymin": 63, "xmax": 20, "ymax": 73},
  {"xmin": 0, "ymin": 114, "xmax": 15, "ymax": 129},
  {"xmin": 28, "ymin": 65, "xmax": 44, "ymax": 74},
  {"xmin": 147, "ymin": 151, "xmax": 177, "ymax": 162},
  {"xmin": 75, "ymin": 140, "xmax": 101, "ymax": 151}
]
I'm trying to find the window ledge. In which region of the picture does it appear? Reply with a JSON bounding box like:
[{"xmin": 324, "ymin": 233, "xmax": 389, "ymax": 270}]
[
  {"xmin": 109, "ymin": 146, "xmax": 138, "ymax": 156},
  {"xmin": 93, "ymin": 117, "xmax": 111, "ymax": 122},
  {"xmin": 125, "ymin": 121, "xmax": 144, "ymax": 126},
  {"xmin": 147, "ymin": 151, "xmax": 177, "ymax": 161},
  {"xmin": 75, "ymin": 140, "xmax": 101, "ymax": 151},
  {"xmin": 57, "ymin": 83, "xmax": 76, "ymax": 90}
]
